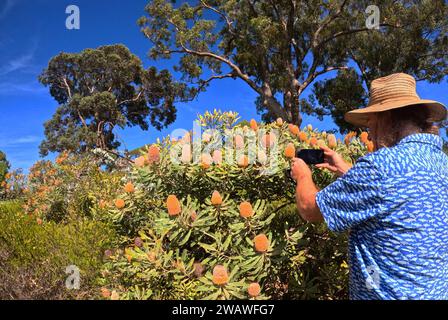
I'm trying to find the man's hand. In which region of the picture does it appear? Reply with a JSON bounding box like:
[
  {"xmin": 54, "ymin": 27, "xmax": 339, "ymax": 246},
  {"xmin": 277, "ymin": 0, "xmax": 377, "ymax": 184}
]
[
  {"xmin": 291, "ymin": 157, "xmax": 312, "ymax": 182},
  {"xmin": 315, "ymin": 146, "xmax": 353, "ymax": 177}
]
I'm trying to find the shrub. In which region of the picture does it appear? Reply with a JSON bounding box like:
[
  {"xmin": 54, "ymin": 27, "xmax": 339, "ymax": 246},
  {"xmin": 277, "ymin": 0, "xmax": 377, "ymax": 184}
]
[
  {"xmin": 0, "ymin": 200, "xmax": 116, "ymax": 299},
  {"xmin": 100, "ymin": 110, "xmax": 369, "ymax": 300}
]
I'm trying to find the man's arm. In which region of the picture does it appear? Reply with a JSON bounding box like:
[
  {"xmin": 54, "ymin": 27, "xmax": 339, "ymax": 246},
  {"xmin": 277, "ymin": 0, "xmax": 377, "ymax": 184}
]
[{"xmin": 291, "ymin": 158, "xmax": 324, "ymax": 223}]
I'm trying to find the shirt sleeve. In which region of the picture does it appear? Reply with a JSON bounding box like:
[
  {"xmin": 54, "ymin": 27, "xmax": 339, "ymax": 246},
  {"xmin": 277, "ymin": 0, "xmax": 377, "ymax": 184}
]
[{"xmin": 315, "ymin": 156, "xmax": 391, "ymax": 233}]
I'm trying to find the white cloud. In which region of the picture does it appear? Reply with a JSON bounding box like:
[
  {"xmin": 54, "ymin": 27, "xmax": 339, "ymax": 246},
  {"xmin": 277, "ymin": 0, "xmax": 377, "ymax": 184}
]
[
  {"xmin": 0, "ymin": 135, "xmax": 41, "ymax": 148},
  {"xmin": 0, "ymin": 80, "xmax": 46, "ymax": 95}
]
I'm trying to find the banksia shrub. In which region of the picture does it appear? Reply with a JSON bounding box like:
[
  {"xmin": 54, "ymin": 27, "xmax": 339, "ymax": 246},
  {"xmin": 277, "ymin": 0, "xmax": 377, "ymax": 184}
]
[
  {"xmin": 212, "ymin": 265, "xmax": 229, "ymax": 286},
  {"xmin": 124, "ymin": 182, "xmax": 135, "ymax": 193},
  {"xmin": 248, "ymin": 282, "xmax": 261, "ymax": 297},
  {"xmin": 211, "ymin": 191, "xmax": 223, "ymax": 206},
  {"xmin": 114, "ymin": 198, "xmax": 125, "ymax": 209},
  {"xmin": 100, "ymin": 110, "xmax": 364, "ymax": 300},
  {"xmin": 239, "ymin": 201, "xmax": 253, "ymax": 218},
  {"xmin": 167, "ymin": 195, "xmax": 181, "ymax": 216},
  {"xmin": 284, "ymin": 143, "xmax": 295, "ymax": 159},
  {"xmin": 254, "ymin": 234, "xmax": 269, "ymax": 253}
]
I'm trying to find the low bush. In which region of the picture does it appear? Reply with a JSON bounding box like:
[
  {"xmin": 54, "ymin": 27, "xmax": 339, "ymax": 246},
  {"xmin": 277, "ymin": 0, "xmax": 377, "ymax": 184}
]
[{"xmin": 0, "ymin": 200, "xmax": 116, "ymax": 299}]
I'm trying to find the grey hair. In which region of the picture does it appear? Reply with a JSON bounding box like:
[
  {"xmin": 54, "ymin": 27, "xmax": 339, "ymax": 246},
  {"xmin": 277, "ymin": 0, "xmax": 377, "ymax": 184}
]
[{"xmin": 376, "ymin": 104, "xmax": 439, "ymax": 147}]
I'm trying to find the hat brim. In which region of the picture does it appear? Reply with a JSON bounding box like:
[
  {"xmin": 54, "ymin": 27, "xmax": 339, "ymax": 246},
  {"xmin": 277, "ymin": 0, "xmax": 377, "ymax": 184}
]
[{"xmin": 344, "ymin": 99, "xmax": 447, "ymax": 128}]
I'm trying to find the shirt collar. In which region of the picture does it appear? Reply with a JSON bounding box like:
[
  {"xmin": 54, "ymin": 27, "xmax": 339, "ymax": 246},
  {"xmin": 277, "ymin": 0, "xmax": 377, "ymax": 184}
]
[{"xmin": 397, "ymin": 133, "xmax": 443, "ymax": 150}]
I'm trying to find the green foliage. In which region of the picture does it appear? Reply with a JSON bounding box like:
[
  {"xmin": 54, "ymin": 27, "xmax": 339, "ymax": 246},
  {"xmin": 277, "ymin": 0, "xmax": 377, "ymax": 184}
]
[
  {"xmin": 139, "ymin": 0, "xmax": 448, "ymax": 128},
  {"xmin": 38, "ymin": 44, "xmax": 187, "ymax": 156},
  {"xmin": 100, "ymin": 110, "xmax": 370, "ymax": 300},
  {"xmin": 0, "ymin": 200, "xmax": 115, "ymax": 299}
]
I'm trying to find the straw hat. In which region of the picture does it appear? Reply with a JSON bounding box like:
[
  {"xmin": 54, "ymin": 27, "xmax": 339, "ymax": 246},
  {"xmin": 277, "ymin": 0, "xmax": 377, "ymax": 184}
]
[{"xmin": 344, "ymin": 73, "xmax": 447, "ymax": 128}]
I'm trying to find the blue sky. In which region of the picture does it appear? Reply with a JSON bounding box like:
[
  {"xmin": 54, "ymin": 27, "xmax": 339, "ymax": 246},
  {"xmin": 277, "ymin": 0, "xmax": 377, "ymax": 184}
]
[{"xmin": 0, "ymin": 0, "xmax": 446, "ymax": 171}]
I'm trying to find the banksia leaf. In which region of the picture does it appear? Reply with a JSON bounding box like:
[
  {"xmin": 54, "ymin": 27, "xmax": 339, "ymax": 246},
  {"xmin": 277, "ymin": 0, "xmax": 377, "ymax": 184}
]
[
  {"xmin": 114, "ymin": 198, "xmax": 125, "ymax": 209},
  {"xmin": 248, "ymin": 282, "xmax": 261, "ymax": 297},
  {"xmin": 212, "ymin": 265, "xmax": 229, "ymax": 285},
  {"xmin": 239, "ymin": 201, "xmax": 253, "ymax": 218},
  {"xmin": 284, "ymin": 143, "xmax": 295, "ymax": 159},
  {"xmin": 254, "ymin": 234, "xmax": 269, "ymax": 252},
  {"xmin": 211, "ymin": 190, "xmax": 223, "ymax": 206}
]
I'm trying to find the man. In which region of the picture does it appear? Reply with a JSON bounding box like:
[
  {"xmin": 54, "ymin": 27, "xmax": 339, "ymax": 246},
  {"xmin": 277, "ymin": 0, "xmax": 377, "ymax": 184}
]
[{"xmin": 291, "ymin": 73, "xmax": 448, "ymax": 299}]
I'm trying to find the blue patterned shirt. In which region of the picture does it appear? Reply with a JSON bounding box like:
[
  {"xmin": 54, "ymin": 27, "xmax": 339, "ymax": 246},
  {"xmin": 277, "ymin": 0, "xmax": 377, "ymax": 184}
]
[{"xmin": 316, "ymin": 133, "xmax": 448, "ymax": 300}]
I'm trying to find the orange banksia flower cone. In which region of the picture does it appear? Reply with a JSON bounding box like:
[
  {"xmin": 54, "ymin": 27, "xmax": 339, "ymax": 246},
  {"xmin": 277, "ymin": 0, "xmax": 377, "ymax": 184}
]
[
  {"xmin": 366, "ymin": 141, "xmax": 375, "ymax": 152},
  {"xmin": 248, "ymin": 282, "xmax": 261, "ymax": 297},
  {"xmin": 239, "ymin": 201, "xmax": 253, "ymax": 218},
  {"xmin": 212, "ymin": 149, "xmax": 222, "ymax": 164},
  {"xmin": 238, "ymin": 155, "xmax": 249, "ymax": 168},
  {"xmin": 254, "ymin": 234, "xmax": 269, "ymax": 252},
  {"xmin": 327, "ymin": 134, "xmax": 337, "ymax": 149},
  {"xmin": 234, "ymin": 135, "xmax": 245, "ymax": 149},
  {"xmin": 309, "ymin": 137, "xmax": 318, "ymax": 147},
  {"xmin": 101, "ymin": 288, "xmax": 111, "ymax": 298},
  {"xmin": 147, "ymin": 145, "xmax": 160, "ymax": 163},
  {"xmin": 298, "ymin": 131, "xmax": 307, "ymax": 142},
  {"xmin": 276, "ymin": 118, "xmax": 283, "ymax": 126},
  {"xmin": 124, "ymin": 182, "xmax": 135, "ymax": 193},
  {"xmin": 114, "ymin": 198, "xmax": 125, "ymax": 209},
  {"xmin": 212, "ymin": 265, "xmax": 229, "ymax": 285},
  {"xmin": 134, "ymin": 156, "xmax": 146, "ymax": 168},
  {"xmin": 284, "ymin": 143, "xmax": 295, "ymax": 159},
  {"xmin": 289, "ymin": 124, "xmax": 300, "ymax": 136},
  {"xmin": 201, "ymin": 153, "xmax": 213, "ymax": 169},
  {"xmin": 211, "ymin": 190, "xmax": 223, "ymax": 206},
  {"xmin": 360, "ymin": 131, "xmax": 369, "ymax": 145},
  {"xmin": 250, "ymin": 119, "xmax": 258, "ymax": 131},
  {"xmin": 167, "ymin": 195, "xmax": 181, "ymax": 216},
  {"xmin": 261, "ymin": 133, "xmax": 276, "ymax": 148}
]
